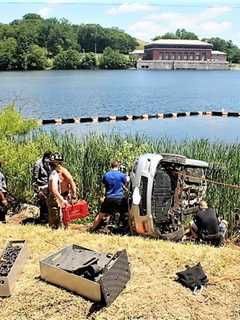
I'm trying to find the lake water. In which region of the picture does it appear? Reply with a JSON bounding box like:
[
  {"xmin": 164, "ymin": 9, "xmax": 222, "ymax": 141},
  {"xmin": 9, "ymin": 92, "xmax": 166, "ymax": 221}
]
[{"xmin": 0, "ymin": 69, "xmax": 240, "ymax": 142}]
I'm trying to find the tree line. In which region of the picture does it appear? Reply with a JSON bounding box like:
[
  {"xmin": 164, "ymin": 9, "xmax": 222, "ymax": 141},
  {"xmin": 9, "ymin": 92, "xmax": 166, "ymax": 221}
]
[
  {"xmin": 1, "ymin": 14, "xmax": 240, "ymax": 71},
  {"xmin": 0, "ymin": 13, "xmax": 138, "ymax": 71},
  {"xmin": 153, "ymin": 29, "xmax": 240, "ymax": 63}
]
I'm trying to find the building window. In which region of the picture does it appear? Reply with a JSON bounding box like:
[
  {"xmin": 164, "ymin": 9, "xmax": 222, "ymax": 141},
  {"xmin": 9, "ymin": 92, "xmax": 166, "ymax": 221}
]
[
  {"xmin": 184, "ymin": 55, "xmax": 187, "ymax": 60},
  {"xmin": 159, "ymin": 55, "xmax": 162, "ymax": 60},
  {"xmin": 165, "ymin": 54, "xmax": 169, "ymax": 60},
  {"xmin": 189, "ymin": 55, "xmax": 193, "ymax": 60},
  {"xmin": 177, "ymin": 55, "xmax": 181, "ymax": 60},
  {"xmin": 171, "ymin": 54, "xmax": 175, "ymax": 60}
]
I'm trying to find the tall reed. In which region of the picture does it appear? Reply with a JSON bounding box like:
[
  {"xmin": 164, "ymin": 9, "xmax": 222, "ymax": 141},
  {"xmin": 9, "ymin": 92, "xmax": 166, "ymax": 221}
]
[
  {"xmin": 4, "ymin": 127, "xmax": 240, "ymax": 229},
  {"xmin": 51, "ymin": 133, "xmax": 240, "ymax": 228}
]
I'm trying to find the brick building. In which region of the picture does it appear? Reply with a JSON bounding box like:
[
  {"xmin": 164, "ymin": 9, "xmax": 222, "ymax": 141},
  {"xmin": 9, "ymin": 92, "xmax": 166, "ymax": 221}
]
[
  {"xmin": 211, "ymin": 50, "xmax": 227, "ymax": 62},
  {"xmin": 144, "ymin": 39, "xmax": 214, "ymax": 61}
]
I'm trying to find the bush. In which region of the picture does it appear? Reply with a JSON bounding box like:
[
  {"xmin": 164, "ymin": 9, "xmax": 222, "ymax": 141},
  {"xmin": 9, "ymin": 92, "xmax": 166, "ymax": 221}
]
[
  {"xmin": 79, "ymin": 52, "xmax": 97, "ymax": 69},
  {"xmin": 0, "ymin": 105, "xmax": 54, "ymax": 200},
  {"xmin": 0, "ymin": 38, "xmax": 18, "ymax": 70},
  {"xmin": 99, "ymin": 47, "xmax": 130, "ymax": 69},
  {"xmin": 1, "ymin": 105, "xmax": 240, "ymax": 229},
  {"xmin": 53, "ymin": 49, "xmax": 81, "ymax": 69},
  {"xmin": 23, "ymin": 44, "xmax": 48, "ymax": 70},
  {"xmin": 0, "ymin": 104, "xmax": 38, "ymax": 137}
]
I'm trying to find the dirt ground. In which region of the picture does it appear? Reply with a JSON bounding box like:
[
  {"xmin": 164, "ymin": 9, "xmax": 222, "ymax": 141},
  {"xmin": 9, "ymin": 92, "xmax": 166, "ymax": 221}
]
[{"xmin": 0, "ymin": 223, "xmax": 240, "ymax": 320}]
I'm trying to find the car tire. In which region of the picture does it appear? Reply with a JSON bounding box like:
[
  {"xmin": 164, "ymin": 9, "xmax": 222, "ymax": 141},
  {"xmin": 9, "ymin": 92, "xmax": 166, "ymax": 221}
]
[{"xmin": 158, "ymin": 226, "xmax": 184, "ymax": 242}]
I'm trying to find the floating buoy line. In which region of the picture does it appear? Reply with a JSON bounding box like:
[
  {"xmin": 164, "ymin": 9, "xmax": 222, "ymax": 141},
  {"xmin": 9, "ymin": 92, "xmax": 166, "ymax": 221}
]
[{"xmin": 38, "ymin": 111, "xmax": 240, "ymax": 126}]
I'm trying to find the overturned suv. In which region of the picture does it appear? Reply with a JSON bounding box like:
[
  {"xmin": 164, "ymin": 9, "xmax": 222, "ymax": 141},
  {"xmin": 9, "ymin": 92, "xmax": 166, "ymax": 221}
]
[{"xmin": 129, "ymin": 153, "xmax": 208, "ymax": 241}]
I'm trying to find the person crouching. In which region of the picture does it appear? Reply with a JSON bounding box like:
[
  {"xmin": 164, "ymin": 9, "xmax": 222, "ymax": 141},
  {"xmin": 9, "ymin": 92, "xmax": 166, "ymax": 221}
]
[
  {"xmin": 48, "ymin": 152, "xmax": 68, "ymax": 229},
  {"xmin": 190, "ymin": 200, "xmax": 225, "ymax": 246}
]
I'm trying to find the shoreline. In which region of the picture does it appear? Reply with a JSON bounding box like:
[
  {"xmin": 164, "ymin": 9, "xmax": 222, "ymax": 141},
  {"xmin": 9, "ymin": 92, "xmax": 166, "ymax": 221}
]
[
  {"xmin": 230, "ymin": 63, "xmax": 240, "ymax": 70},
  {"xmin": 2, "ymin": 67, "xmax": 240, "ymax": 72}
]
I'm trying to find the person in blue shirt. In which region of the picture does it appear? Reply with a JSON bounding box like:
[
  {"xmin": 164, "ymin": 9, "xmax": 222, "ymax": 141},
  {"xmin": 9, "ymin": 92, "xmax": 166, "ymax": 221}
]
[{"xmin": 91, "ymin": 160, "xmax": 128, "ymax": 231}]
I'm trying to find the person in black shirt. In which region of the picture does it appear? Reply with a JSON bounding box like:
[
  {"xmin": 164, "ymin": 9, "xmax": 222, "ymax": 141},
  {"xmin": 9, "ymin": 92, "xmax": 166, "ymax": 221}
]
[
  {"xmin": 32, "ymin": 151, "xmax": 52, "ymax": 223},
  {"xmin": 191, "ymin": 201, "xmax": 223, "ymax": 246}
]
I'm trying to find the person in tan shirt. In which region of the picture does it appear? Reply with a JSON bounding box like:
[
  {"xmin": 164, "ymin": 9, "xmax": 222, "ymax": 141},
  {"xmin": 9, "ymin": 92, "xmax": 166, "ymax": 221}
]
[
  {"xmin": 58, "ymin": 166, "xmax": 77, "ymax": 202},
  {"xmin": 48, "ymin": 152, "xmax": 77, "ymax": 229}
]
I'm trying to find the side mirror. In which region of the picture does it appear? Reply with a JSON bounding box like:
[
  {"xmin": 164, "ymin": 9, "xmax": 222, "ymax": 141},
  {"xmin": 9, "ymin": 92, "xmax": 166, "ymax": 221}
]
[{"xmin": 132, "ymin": 187, "xmax": 141, "ymax": 205}]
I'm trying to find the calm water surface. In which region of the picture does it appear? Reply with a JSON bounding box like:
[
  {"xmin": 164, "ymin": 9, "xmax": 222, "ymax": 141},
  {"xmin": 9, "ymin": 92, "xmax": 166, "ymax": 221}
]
[{"xmin": 0, "ymin": 69, "xmax": 240, "ymax": 141}]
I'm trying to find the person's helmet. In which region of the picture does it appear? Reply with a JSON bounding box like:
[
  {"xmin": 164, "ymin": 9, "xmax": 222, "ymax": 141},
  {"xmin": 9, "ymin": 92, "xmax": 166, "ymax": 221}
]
[
  {"xmin": 43, "ymin": 151, "xmax": 52, "ymax": 160},
  {"xmin": 49, "ymin": 152, "xmax": 64, "ymax": 162}
]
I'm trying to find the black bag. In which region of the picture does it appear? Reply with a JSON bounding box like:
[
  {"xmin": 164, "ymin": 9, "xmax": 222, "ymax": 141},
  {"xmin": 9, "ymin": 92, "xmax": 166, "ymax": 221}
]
[{"xmin": 176, "ymin": 263, "xmax": 208, "ymax": 292}]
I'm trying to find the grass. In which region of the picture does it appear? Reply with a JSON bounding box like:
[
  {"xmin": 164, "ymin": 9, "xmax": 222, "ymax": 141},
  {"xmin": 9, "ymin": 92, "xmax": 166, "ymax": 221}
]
[
  {"xmin": 5, "ymin": 129, "xmax": 240, "ymax": 229},
  {"xmin": 1, "ymin": 223, "xmax": 240, "ymax": 320},
  {"xmin": 50, "ymin": 133, "xmax": 240, "ymax": 230},
  {"xmin": 2, "ymin": 106, "xmax": 240, "ymax": 230}
]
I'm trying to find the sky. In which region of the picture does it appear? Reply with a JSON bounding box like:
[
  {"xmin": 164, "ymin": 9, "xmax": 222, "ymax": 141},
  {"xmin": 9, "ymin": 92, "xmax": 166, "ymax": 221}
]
[{"xmin": 0, "ymin": 0, "xmax": 240, "ymax": 45}]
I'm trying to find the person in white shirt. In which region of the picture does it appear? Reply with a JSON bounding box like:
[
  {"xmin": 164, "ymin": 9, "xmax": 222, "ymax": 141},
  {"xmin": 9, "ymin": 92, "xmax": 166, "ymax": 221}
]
[
  {"xmin": 0, "ymin": 160, "xmax": 8, "ymax": 223},
  {"xmin": 48, "ymin": 152, "xmax": 68, "ymax": 229}
]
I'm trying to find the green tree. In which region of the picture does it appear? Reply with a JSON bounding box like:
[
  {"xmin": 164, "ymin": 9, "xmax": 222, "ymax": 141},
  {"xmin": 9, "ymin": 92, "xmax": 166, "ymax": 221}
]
[
  {"xmin": 99, "ymin": 47, "xmax": 129, "ymax": 69},
  {"xmin": 0, "ymin": 37, "xmax": 17, "ymax": 70},
  {"xmin": 22, "ymin": 13, "xmax": 43, "ymax": 21},
  {"xmin": 0, "ymin": 23, "xmax": 14, "ymax": 41},
  {"xmin": 153, "ymin": 29, "xmax": 198, "ymax": 41},
  {"xmin": 227, "ymin": 46, "xmax": 240, "ymax": 63},
  {"xmin": 78, "ymin": 24, "xmax": 137, "ymax": 54},
  {"xmin": 202, "ymin": 37, "xmax": 240, "ymax": 63},
  {"xmin": 0, "ymin": 13, "xmax": 139, "ymax": 70},
  {"xmin": 79, "ymin": 52, "xmax": 97, "ymax": 69},
  {"xmin": 9, "ymin": 17, "xmax": 45, "ymax": 69},
  {"xmin": 105, "ymin": 27, "xmax": 138, "ymax": 53},
  {"xmin": 153, "ymin": 32, "xmax": 176, "ymax": 40},
  {"xmin": 175, "ymin": 28, "xmax": 198, "ymax": 40},
  {"xmin": 202, "ymin": 37, "xmax": 227, "ymax": 52},
  {"xmin": 53, "ymin": 49, "xmax": 81, "ymax": 69},
  {"xmin": 46, "ymin": 18, "xmax": 79, "ymax": 56},
  {"xmin": 78, "ymin": 24, "xmax": 107, "ymax": 53},
  {"xmin": 23, "ymin": 44, "xmax": 48, "ymax": 70}
]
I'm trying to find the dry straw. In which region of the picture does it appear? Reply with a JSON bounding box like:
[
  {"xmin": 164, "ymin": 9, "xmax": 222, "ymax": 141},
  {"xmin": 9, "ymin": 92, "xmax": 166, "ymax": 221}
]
[{"xmin": 0, "ymin": 224, "xmax": 240, "ymax": 320}]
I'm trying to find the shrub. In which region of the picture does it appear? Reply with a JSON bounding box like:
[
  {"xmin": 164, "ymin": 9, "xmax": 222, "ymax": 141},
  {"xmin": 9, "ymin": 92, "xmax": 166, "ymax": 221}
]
[{"xmin": 53, "ymin": 49, "xmax": 81, "ymax": 69}]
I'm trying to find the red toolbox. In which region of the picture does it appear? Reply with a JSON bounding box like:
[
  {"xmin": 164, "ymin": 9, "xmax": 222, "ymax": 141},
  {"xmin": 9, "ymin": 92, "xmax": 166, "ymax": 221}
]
[{"xmin": 62, "ymin": 201, "xmax": 89, "ymax": 227}]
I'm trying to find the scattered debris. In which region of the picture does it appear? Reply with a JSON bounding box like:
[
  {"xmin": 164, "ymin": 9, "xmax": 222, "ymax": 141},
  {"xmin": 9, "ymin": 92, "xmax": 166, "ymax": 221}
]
[
  {"xmin": 0, "ymin": 240, "xmax": 28, "ymax": 297},
  {"xmin": 40, "ymin": 244, "xmax": 130, "ymax": 306},
  {"xmin": 176, "ymin": 263, "xmax": 208, "ymax": 294}
]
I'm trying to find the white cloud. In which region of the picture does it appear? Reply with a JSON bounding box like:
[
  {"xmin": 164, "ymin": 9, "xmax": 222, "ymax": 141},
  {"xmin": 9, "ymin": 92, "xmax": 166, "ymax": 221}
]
[
  {"xmin": 107, "ymin": 3, "xmax": 154, "ymax": 16},
  {"xmin": 127, "ymin": 5, "xmax": 233, "ymax": 41},
  {"xmin": 38, "ymin": 0, "xmax": 64, "ymax": 18},
  {"xmin": 201, "ymin": 5, "xmax": 232, "ymax": 19},
  {"xmin": 200, "ymin": 21, "xmax": 232, "ymax": 33},
  {"xmin": 129, "ymin": 21, "xmax": 168, "ymax": 41},
  {"xmin": 38, "ymin": 6, "xmax": 53, "ymax": 18}
]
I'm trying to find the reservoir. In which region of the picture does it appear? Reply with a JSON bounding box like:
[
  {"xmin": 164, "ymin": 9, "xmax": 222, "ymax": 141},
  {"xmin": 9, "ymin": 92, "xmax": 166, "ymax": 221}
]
[{"xmin": 0, "ymin": 69, "xmax": 240, "ymax": 142}]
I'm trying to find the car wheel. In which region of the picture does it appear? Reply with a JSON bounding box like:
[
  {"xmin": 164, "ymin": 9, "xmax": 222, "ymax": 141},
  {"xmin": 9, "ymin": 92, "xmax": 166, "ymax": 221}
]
[{"xmin": 158, "ymin": 226, "xmax": 184, "ymax": 242}]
